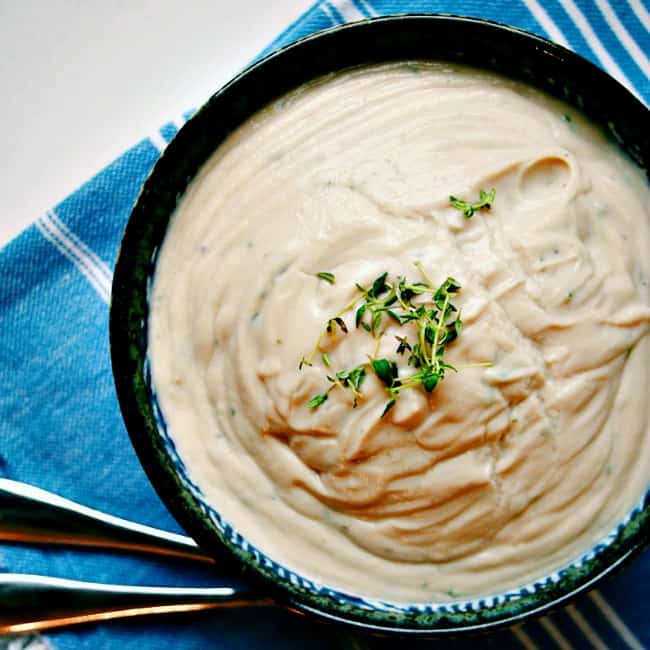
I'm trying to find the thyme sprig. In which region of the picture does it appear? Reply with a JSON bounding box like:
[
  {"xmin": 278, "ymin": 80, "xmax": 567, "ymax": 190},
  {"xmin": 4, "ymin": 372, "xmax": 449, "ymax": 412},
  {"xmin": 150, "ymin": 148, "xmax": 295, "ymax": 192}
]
[
  {"xmin": 307, "ymin": 364, "xmax": 367, "ymax": 409},
  {"xmin": 299, "ymin": 294, "xmax": 362, "ymax": 370},
  {"xmin": 354, "ymin": 272, "xmax": 402, "ymax": 335},
  {"xmin": 371, "ymin": 272, "xmax": 463, "ymax": 416},
  {"xmin": 303, "ymin": 263, "xmax": 489, "ymax": 416},
  {"xmin": 449, "ymin": 188, "xmax": 496, "ymax": 218}
]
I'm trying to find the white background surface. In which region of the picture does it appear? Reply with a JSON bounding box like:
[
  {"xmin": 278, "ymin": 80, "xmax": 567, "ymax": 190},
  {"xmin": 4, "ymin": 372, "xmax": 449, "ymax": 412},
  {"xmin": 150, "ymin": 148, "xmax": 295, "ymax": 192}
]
[{"xmin": 0, "ymin": 0, "xmax": 312, "ymax": 245}]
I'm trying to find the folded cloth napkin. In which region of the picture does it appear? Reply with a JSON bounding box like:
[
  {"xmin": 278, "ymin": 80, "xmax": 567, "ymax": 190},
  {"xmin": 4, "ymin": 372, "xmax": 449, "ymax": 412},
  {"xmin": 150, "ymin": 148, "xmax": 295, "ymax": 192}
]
[{"xmin": 0, "ymin": 1, "xmax": 647, "ymax": 649}]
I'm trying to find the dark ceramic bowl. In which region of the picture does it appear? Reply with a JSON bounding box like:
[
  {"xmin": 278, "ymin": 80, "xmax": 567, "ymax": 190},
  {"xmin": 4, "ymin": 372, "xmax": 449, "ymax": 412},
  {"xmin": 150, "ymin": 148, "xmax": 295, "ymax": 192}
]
[{"xmin": 110, "ymin": 14, "xmax": 650, "ymax": 636}]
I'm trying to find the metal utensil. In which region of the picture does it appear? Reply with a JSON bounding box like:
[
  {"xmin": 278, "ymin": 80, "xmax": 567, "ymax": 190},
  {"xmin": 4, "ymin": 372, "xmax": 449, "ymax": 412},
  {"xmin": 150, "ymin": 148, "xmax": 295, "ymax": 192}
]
[
  {"xmin": 0, "ymin": 480, "xmax": 276, "ymax": 633},
  {"xmin": 0, "ymin": 478, "xmax": 213, "ymax": 563},
  {"xmin": 0, "ymin": 573, "xmax": 274, "ymax": 634}
]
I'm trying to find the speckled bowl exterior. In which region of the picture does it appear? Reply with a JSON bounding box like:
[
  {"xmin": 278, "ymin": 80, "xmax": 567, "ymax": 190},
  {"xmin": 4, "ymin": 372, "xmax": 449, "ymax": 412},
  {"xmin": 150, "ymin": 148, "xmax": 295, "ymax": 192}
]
[{"xmin": 110, "ymin": 15, "xmax": 650, "ymax": 636}]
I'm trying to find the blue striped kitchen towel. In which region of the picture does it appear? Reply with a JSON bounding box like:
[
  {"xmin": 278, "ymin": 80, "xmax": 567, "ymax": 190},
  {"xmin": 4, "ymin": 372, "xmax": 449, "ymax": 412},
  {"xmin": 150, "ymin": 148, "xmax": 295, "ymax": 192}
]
[{"xmin": 0, "ymin": 2, "xmax": 648, "ymax": 649}]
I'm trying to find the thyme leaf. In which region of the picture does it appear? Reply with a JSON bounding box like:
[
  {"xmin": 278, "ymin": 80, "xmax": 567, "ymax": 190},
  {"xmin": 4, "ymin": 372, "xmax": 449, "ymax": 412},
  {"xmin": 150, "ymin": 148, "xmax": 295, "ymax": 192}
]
[
  {"xmin": 395, "ymin": 335, "xmax": 411, "ymax": 355},
  {"xmin": 307, "ymin": 393, "xmax": 328, "ymax": 408},
  {"xmin": 372, "ymin": 358, "xmax": 398, "ymax": 387},
  {"xmin": 316, "ymin": 271, "xmax": 336, "ymax": 285},
  {"xmin": 355, "ymin": 303, "xmax": 367, "ymax": 328},
  {"xmin": 326, "ymin": 317, "xmax": 348, "ymax": 334},
  {"xmin": 309, "ymin": 364, "xmax": 368, "ymax": 409},
  {"xmin": 381, "ymin": 398, "xmax": 396, "ymax": 417},
  {"xmin": 369, "ymin": 272, "xmax": 389, "ymax": 298},
  {"xmin": 449, "ymin": 188, "xmax": 496, "ymax": 218}
]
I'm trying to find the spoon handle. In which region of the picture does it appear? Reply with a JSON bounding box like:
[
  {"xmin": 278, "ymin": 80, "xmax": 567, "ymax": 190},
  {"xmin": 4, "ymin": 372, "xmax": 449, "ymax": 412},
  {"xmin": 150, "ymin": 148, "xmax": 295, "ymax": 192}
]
[
  {"xmin": 0, "ymin": 479, "xmax": 213, "ymax": 563},
  {"xmin": 0, "ymin": 573, "xmax": 273, "ymax": 633}
]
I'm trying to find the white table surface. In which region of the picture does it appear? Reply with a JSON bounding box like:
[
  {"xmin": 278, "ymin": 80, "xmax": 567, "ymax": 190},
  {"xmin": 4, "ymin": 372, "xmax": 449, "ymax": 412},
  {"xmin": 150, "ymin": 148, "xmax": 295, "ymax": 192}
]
[{"xmin": 0, "ymin": 0, "xmax": 313, "ymax": 246}]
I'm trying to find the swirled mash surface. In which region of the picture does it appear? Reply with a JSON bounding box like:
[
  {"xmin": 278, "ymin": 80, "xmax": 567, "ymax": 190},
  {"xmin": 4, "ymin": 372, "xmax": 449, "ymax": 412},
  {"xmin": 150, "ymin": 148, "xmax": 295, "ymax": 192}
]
[{"xmin": 149, "ymin": 63, "xmax": 650, "ymax": 601}]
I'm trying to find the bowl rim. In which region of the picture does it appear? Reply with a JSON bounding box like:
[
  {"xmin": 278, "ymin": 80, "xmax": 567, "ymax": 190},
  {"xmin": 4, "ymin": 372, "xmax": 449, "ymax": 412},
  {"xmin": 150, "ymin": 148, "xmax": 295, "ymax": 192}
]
[{"xmin": 109, "ymin": 13, "xmax": 650, "ymax": 636}]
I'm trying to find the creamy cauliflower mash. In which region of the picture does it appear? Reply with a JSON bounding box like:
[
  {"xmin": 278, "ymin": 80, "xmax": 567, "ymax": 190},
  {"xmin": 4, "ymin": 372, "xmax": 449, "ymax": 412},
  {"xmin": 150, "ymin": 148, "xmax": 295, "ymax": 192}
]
[{"xmin": 148, "ymin": 63, "xmax": 650, "ymax": 601}]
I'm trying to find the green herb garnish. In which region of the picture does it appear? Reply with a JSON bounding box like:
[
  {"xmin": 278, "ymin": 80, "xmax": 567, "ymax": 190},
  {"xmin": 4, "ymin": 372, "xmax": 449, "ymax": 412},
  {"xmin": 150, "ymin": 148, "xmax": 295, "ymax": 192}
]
[
  {"xmin": 449, "ymin": 188, "xmax": 496, "ymax": 218},
  {"xmin": 369, "ymin": 264, "xmax": 466, "ymax": 414},
  {"xmin": 300, "ymin": 295, "xmax": 361, "ymax": 369},
  {"xmin": 307, "ymin": 364, "xmax": 367, "ymax": 409},
  {"xmin": 304, "ymin": 263, "xmax": 491, "ymax": 415},
  {"xmin": 395, "ymin": 335, "xmax": 411, "ymax": 355},
  {"xmin": 316, "ymin": 271, "xmax": 336, "ymax": 285},
  {"xmin": 326, "ymin": 317, "xmax": 348, "ymax": 334},
  {"xmin": 372, "ymin": 358, "xmax": 398, "ymax": 386},
  {"xmin": 307, "ymin": 393, "xmax": 328, "ymax": 408},
  {"xmin": 353, "ymin": 272, "xmax": 402, "ymax": 335},
  {"xmin": 381, "ymin": 399, "xmax": 396, "ymax": 417},
  {"xmin": 331, "ymin": 366, "xmax": 367, "ymax": 407}
]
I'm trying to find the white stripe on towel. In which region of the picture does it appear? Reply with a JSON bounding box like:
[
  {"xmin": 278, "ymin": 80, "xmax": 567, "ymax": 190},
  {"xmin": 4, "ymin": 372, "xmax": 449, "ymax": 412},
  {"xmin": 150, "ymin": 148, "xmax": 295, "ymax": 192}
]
[
  {"xmin": 2, "ymin": 634, "xmax": 53, "ymax": 650},
  {"xmin": 47, "ymin": 212, "xmax": 112, "ymax": 285},
  {"xmin": 539, "ymin": 616, "xmax": 574, "ymax": 650},
  {"xmin": 149, "ymin": 130, "xmax": 168, "ymax": 153},
  {"xmin": 330, "ymin": 0, "xmax": 365, "ymax": 21},
  {"xmin": 522, "ymin": 0, "xmax": 571, "ymax": 46},
  {"xmin": 556, "ymin": 0, "xmax": 640, "ymax": 98},
  {"xmin": 594, "ymin": 0, "xmax": 650, "ymax": 78},
  {"xmin": 355, "ymin": 0, "xmax": 378, "ymax": 16},
  {"xmin": 512, "ymin": 624, "xmax": 540, "ymax": 650},
  {"xmin": 36, "ymin": 211, "xmax": 112, "ymax": 304},
  {"xmin": 172, "ymin": 114, "xmax": 187, "ymax": 131},
  {"xmin": 566, "ymin": 604, "xmax": 608, "ymax": 649},
  {"xmin": 319, "ymin": 2, "xmax": 341, "ymax": 25},
  {"xmin": 627, "ymin": 0, "xmax": 650, "ymax": 31},
  {"xmin": 588, "ymin": 590, "xmax": 644, "ymax": 650}
]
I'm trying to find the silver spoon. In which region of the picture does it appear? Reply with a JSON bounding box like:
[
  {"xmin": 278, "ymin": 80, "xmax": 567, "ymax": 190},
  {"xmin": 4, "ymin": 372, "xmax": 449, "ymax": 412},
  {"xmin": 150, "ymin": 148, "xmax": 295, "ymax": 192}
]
[
  {"xmin": 0, "ymin": 479, "xmax": 276, "ymax": 632},
  {"xmin": 0, "ymin": 573, "xmax": 274, "ymax": 634},
  {"xmin": 0, "ymin": 478, "xmax": 212, "ymax": 562}
]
